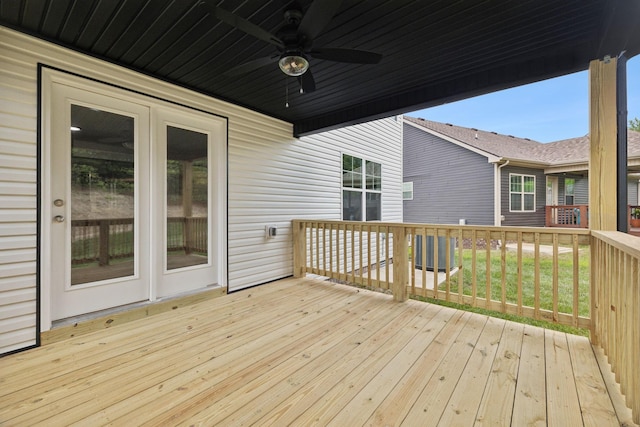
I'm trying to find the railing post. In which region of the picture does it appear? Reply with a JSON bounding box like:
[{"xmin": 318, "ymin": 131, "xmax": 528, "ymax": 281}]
[
  {"xmin": 184, "ymin": 217, "xmax": 193, "ymax": 254},
  {"xmin": 589, "ymin": 57, "xmax": 618, "ymax": 231},
  {"xmin": 580, "ymin": 205, "xmax": 588, "ymax": 228},
  {"xmin": 545, "ymin": 206, "xmax": 551, "ymax": 227},
  {"xmin": 391, "ymin": 225, "xmax": 408, "ymax": 302},
  {"xmin": 99, "ymin": 219, "xmax": 110, "ymax": 266},
  {"xmin": 292, "ymin": 220, "xmax": 306, "ymax": 278},
  {"xmin": 590, "ymin": 234, "xmax": 598, "ymax": 344}
]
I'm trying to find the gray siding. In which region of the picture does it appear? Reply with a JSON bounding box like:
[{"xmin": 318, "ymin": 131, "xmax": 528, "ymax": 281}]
[
  {"xmin": 628, "ymin": 179, "xmax": 638, "ymax": 205},
  {"xmin": 558, "ymin": 174, "xmax": 588, "ymax": 205},
  {"xmin": 501, "ymin": 166, "xmax": 546, "ymax": 227},
  {"xmin": 575, "ymin": 176, "xmax": 589, "ymax": 204},
  {"xmin": 558, "ymin": 175, "xmax": 636, "ymax": 205},
  {"xmin": 403, "ymin": 123, "xmax": 494, "ymax": 225}
]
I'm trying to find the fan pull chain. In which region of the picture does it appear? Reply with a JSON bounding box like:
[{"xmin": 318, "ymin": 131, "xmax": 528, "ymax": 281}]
[{"xmin": 285, "ymin": 77, "xmax": 289, "ymax": 108}]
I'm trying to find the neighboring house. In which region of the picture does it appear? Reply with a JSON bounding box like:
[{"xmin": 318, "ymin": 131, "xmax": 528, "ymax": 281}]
[
  {"xmin": 0, "ymin": 29, "xmax": 403, "ymax": 355},
  {"xmin": 403, "ymin": 116, "xmax": 640, "ymax": 226}
]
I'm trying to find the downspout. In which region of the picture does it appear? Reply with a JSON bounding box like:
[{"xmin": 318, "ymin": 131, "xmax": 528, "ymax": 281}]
[{"xmin": 494, "ymin": 160, "xmax": 510, "ymax": 226}]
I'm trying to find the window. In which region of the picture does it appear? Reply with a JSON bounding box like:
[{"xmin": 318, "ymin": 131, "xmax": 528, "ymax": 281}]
[
  {"xmin": 403, "ymin": 182, "xmax": 413, "ymax": 200},
  {"xmin": 509, "ymin": 174, "xmax": 535, "ymax": 212},
  {"xmin": 342, "ymin": 154, "xmax": 381, "ymax": 221},
  {"xmin": 565, "ymin": 178, "xmax": 575, "ymax": 205}
]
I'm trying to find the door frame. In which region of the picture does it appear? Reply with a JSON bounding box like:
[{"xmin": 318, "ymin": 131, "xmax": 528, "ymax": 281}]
[
  {"xmin": 546, "ymin": 176, "xmax": 559, "ymax": 205},
  {"xmin": 40, "ymin": 67, "xmax": 228, "ymax": 331}
]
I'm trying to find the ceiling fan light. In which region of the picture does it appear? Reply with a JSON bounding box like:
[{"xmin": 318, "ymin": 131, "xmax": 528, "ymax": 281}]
[{"xmin": 278, "ymin": 55, "xmax": 309, "ymax": 76}]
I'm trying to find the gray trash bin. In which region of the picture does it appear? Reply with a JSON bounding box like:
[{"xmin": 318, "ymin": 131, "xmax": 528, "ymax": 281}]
[{"xmin": 414, "ymin": 235, "xmax": 455, "ymax": 271}]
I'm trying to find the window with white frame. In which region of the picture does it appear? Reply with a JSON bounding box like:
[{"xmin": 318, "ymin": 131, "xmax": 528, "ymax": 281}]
[
  {"xmin": 342, "ymin": 154, "xmax": 381, "ymax": 221},
  {"xmin": 403, "ymin": 182, "xmax": 413, "ymax": 200},
  {"xmin": 509, "ymin": 174, "xmax": 536, "ymax": 212}
]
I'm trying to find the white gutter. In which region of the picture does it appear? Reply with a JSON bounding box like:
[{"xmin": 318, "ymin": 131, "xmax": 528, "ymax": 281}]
[{"xmin": 494, "ymin": 160, "xmax": 510, "ymax": 226}]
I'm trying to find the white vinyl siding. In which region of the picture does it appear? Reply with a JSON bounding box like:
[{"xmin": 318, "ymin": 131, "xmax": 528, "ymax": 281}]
[
  {"xmin": 229, "ymin": 118, "xmax": 402, "ymax": 289},
  {"xmin": 0, "ymin": 27, "xmax": 403, "ymax": 354},
  {"xmin": 0, "ymin": 38, "xmax": 38, "ymax": 354}
]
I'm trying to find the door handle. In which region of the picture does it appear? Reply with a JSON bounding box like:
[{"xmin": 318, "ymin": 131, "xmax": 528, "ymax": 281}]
[{"xmin": 54, "ymin": 215, "xmax": 65, "ymax": 223}]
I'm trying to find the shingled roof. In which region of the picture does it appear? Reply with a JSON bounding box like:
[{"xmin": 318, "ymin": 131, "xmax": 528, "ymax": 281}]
[
  {"xmin": 537, "ymin": 132, "xmax": 640, "ymax": 164},
  {"xmin": 404, "ymin": 116, "xmax": 640, "ymax": 168}
]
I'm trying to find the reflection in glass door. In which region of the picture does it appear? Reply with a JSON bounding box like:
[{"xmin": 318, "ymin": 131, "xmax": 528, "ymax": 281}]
[
  {"xmin": 48, "ymin": 77, "xmax": 150, "ymax": 322},
  {"xmin": 166, "ymin": 126, "xmax": 208, "ymax": 270},
  {"xmin": 70, "ymin": 105, "xmax": 136, "ymax": 284}
]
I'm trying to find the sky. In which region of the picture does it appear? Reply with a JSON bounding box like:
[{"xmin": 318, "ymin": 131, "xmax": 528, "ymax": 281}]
[{"xmin": 411, "ymin": 55, "xmax": 640, "ymax": 143}]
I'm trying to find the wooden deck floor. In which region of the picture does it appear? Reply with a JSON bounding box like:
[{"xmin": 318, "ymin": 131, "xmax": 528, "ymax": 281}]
[{"xmin": 0, "ymin": 277, "xmax": 633, "ymax": 426}]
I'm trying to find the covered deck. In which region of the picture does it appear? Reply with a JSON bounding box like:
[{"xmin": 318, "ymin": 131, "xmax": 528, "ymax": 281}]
[{"xmin": 0, "ymin": 277, "xmax": 633, "ymax": 426}]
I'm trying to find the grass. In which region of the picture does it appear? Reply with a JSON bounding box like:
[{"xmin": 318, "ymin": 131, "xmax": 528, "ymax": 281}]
[
  {"xmin": 410, "ymin": 294, "xmax": 589, "ymax": 336},
  {"xmin": 451, "ymin": 247, "xmax": 590, "ymax": 316},
  {"xmin": 421, "ymin": 246, "xmax": 591, "ymax": 335}
]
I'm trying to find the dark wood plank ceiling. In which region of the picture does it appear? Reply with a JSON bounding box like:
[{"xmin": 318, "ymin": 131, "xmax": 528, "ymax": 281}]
[{"xmin": 1, "ymin": 0, "xmax": 639, "ymax": 136}]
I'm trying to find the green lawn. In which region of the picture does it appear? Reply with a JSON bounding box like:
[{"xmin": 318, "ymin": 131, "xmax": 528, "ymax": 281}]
[
  {"xmin": 416, "ymin": 246, "xmax": 591, "ymax": 336},
  {"xmin": 452, "ymin": 247, "xmax": 590, "ymax": 317}
]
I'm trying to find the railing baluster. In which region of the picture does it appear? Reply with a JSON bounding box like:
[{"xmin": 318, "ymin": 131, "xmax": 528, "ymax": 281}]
[
  {"xmin": 367, "ymin": 224, "xmax": 372, "ymax": 289},
  {"xmin": 517, "ymin": 232, "xmax": 523, "ymax": 316},
  {"xmin": 421, "ymin": 227, "xmax": 426, "ymax": 297},
  {"xmin": 457, "ymin": 227, "xmax": 463, "ymax": 304},
  {"xmin": 572, "ymin": 234, "xmax": 579, "ymax": 326},
  {"xmin": 500, "ymin": 230, "xmax": 507, "ymax": 312},
  {"xmin": 552, "ymin": 233, "xmax": 559, "ymax": 322},
  {"xmin": 445, "ymin": 229, "xmax": 451, "ymax": 300},
  {"xmin": 342, "ymin": 223, "xmax": 347, "ymax": 281},
  {"xmin": 315, "ymin": 223, "xmax": 320, "ymax": 274},
  {"xmin": 308, "ymin": 222, "xmax": 314, "ymax": 274},
  {"xmin": 375, "ymin": 225, "xmax": 380, "ymax": 287},
  {"xmin": 433, "ymin": 228, "xmax": 439, "ymax": 300},
  {"xmin": 328, "ymin": 224, "xmax": 333, "ymax": 278},
  {"xmin": 358, "ymin": 223, "xmax": 363, "ymax": 285},
  {"xmin": 385, "ymin": 226, "xmax": 390, "ymax": 289},
  {"xmin": 471, "ymin": 229, "xmax": 477, "ymax": 306},
  {"xmin": 351, "ymin": 224, "xmax": 357, "ymax": 283},
  {"xmin": 485, "ymin": 229, "xmax": 491, "ymax": 310},
  {"xmin": 534, "ymin": 232, "xmax": 541, "ymax": 320},
  {"xmin": 409, "ymin": 228, "xmax": 418, "ymax": 293}
]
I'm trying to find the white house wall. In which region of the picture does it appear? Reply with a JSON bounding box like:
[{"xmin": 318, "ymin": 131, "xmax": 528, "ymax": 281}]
[
  {"xmin": 229, "ymin": 115, "xmax": 403, "ymax": 289},
  {"xmin": 0, "ymin": 28, "xmax": 403, "ymax": 354}
]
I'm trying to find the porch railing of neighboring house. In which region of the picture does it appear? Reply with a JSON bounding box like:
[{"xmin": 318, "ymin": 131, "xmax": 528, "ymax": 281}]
[
  {"xmin": 71, "ymin": 217, "xmax": 207, "ymax": 265},
  {"xmin": 545, "ymin": 204, "xmax": 589, "ymax": 228},
  {"xmin": 591, "ymin": 230, "xmax": 640, "ymax": 421},
  {"xmin": 628, "ymin": 205, "xmax": 640, "ymax": 230}
]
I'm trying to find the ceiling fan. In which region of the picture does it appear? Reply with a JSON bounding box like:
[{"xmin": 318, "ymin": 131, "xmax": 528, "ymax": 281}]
[{"xmin": 202, "ymin": 0, "xmax": 382, "ymax": 93}]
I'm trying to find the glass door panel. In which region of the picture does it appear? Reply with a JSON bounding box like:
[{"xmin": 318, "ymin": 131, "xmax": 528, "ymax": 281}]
[
  {"xmin": 48, "ymin": 78, "xmax": 150, "ymax": 322},
  {"xmin": 166, "ymin": 126, "xmax": 208, "ymax": 270},
  {"xmin": 70, "ymin": 105, "xmax": 136, "ymax": 284}
]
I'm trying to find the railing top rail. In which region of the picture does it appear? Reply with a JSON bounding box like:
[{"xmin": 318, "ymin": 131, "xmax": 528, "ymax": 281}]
[
  {"xmin": 292, "ymin": 219, "xmax": 591, "ymax": 235},
  {"xmin": 71, "ymin": 217, "xmax": 135, "ymax": 224},
  {"xmin": 592, "ymin": 230, "xmax": 640, "ymax": 258}
]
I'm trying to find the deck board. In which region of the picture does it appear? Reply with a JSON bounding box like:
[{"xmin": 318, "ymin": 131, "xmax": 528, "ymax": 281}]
[{"xmin": 0, "ymin": 277, "xmax": 632, "ymax": 426}]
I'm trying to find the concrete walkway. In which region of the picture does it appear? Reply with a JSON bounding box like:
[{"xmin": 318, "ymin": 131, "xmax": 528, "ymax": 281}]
[{"xmin": 504, "ymin": 243, "xmax": 574, "ymax": 254}]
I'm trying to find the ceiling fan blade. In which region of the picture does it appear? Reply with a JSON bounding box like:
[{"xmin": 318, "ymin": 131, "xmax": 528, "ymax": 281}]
[
  {"xmin": 224, "ymin": 55, "xmax": 278, "ymax": 76},
  {"xmin": 203, "ymin": 2, "xmax": 284, "ymax": 48},
  {"xmin": 309, "ymin": 48, "xmax": 382, "ymax": 64},
  {"xmin": 298, "ymin": 0, "xmax": 342, "ymax": 41},
  {"xmin": 298, "ymin": 70, "xmax": 316, "ymax": 93}
]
